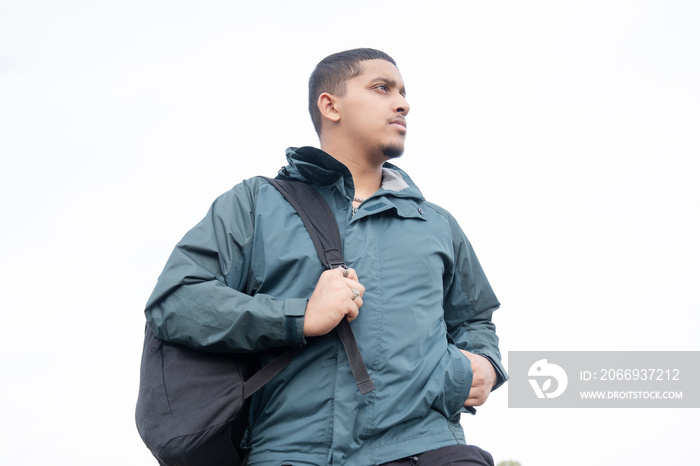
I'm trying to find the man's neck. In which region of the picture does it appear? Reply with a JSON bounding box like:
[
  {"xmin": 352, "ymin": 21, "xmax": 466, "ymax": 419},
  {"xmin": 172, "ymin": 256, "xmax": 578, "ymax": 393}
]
[{"xmin": 321, "ymin": 142, "xmax": 385, "ymax": 200}]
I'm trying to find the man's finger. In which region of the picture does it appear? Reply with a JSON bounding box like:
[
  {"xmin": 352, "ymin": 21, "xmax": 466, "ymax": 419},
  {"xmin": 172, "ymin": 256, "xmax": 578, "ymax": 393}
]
[
  {"xmin": 339, "ymin": 267, "xmax": 359, "ymax": 281},
  {"xmin": 346, "ymin": 301, "xmax": 360, "ymax": 321}
]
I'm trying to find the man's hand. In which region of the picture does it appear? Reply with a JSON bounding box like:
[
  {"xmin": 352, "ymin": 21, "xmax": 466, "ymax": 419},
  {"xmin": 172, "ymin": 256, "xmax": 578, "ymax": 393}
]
[
  {"xmin": 461, "ymin": 351, "xmax": 497, "ymax": 407},
  {"xmin": 304, "ymin": 267, "xmax": 364, "ymax": 337}
]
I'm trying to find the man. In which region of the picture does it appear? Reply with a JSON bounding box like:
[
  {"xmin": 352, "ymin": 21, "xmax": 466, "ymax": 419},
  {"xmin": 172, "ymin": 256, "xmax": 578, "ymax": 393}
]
[{"xmin": 145, "ymin": 48, "xmax": 506, "ymax": 466}]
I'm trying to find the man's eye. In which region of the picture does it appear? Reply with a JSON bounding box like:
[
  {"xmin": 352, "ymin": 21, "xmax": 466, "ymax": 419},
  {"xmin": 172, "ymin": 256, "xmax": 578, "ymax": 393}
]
[{"xmin": 375, "ymin": 85, "xmax": 388, "ymax": 92}]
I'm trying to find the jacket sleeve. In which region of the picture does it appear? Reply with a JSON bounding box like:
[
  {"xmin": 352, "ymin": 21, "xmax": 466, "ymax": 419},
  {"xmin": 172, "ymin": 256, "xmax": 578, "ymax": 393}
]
[
  {"xmin": 144, "ymin": 178, "xmax": 307, "ymax": 353},
  {"xmin": 442, "ymin": 211, "xmax": 508, "ymax": 391}
]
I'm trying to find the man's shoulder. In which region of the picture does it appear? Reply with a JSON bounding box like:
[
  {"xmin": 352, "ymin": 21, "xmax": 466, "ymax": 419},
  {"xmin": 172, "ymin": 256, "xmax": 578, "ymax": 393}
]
[
  {"xmin": 421, "ymin": 199, "xmax": 457, "ymax": 222},
  {"xmin": 211, "ymin": 176, "xmax": 274, "ymax": 207},
  {"xmin": 418, "ymin": 200, "xmax": 474, "ymax": 246}
]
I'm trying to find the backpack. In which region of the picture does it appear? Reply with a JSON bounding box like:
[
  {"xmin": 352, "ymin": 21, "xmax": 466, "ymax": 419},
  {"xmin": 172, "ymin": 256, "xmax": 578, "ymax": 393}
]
[{"xmin": 135, "ymin": 177, "xmax": 374, "ymax": 466}]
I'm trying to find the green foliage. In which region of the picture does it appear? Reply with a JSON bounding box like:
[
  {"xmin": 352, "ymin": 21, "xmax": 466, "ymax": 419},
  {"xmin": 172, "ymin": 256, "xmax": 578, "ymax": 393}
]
[{"xmin": 496, "ymin": 461, "xmax": 522, "ymax": 466}]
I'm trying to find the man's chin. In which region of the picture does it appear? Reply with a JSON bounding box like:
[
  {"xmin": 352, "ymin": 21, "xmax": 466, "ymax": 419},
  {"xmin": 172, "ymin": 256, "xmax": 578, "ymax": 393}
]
[{"xmin": 380, "ymin": 144, "xmax": 405, "ymax": 159}]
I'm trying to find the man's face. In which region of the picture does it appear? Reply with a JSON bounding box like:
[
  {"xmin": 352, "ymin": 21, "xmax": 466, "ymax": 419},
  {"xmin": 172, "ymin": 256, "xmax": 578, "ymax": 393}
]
[{"xmin": 334, "ymin": 59, "xmax": 410, "ymax": 160}]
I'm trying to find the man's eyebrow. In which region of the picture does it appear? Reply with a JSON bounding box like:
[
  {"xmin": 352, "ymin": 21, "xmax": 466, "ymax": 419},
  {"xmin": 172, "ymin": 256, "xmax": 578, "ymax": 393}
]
[{"xmin": 368, "ymin": 77, "xmax": 407, "ymax": 96}]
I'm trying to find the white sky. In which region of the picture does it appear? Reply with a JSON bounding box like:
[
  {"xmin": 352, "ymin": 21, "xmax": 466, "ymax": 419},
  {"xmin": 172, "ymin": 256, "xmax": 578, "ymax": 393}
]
[{"xmin": 1, "ymin": 1, "xmax": 698, "ymax": 465}]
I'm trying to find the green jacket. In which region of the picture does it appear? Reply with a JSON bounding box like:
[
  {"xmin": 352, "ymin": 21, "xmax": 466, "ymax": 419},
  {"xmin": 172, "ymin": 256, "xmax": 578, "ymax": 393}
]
[{"xmin": 145, "ymin": 146, "xmax": 506, "ymax": 465}]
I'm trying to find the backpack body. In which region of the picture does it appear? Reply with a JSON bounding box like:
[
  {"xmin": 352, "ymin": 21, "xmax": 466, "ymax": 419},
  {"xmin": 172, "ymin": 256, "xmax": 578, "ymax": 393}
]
[{"xmin": 135, "ymin": 324, "xmax": 255, "ymax": 465}]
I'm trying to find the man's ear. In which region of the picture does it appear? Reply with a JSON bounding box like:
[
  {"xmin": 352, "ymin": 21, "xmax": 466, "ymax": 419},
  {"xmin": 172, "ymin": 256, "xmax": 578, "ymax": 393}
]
[{"xmin": 317, "ymin": 92, "xmax": 341, "ymax": 124}]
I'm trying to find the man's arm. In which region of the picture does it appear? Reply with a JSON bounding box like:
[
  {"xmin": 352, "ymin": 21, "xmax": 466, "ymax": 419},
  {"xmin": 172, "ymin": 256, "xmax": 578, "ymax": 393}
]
[
  {"xmin": 441, "ymin": 209, "xmax": 508, "ymax": 406},
  {"xmin": 145, "ymin": 178, "xmax": 367, "ymax": 352},
  {"xmin": 145, "ymin": 178, "xmax": 310, "ymax": 352}
]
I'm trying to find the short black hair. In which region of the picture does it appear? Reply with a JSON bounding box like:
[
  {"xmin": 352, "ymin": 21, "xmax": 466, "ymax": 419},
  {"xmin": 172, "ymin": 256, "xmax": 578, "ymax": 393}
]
[{"xmin": 308, "ymin": 48, "xmax": 397, "ymax": 136}]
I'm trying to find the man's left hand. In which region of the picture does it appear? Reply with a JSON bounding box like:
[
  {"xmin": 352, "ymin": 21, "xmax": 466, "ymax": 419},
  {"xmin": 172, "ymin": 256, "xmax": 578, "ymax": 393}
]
[{"xmin": 460, "ymin": 351, "xmax": 497, "ymax": 407}]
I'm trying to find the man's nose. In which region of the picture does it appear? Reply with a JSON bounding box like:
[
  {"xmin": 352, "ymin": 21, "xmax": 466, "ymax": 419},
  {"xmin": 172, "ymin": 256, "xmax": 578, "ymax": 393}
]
[{"xmin": 395, "ymin": 94, "xmax": 410, "ymax": 116}]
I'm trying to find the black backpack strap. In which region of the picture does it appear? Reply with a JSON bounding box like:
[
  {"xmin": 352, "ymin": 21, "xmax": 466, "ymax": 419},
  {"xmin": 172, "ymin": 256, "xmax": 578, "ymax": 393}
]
[
  {"xmin": 335, "ymin": 318, "xmax": 376, "ymax": 394},
  {"xmin": 243, "ymin": 177, "xmax": 375, "ymax": 397},
  {"xmin": 243, "ymin": 346, "xmax": 303, "ymax": 399},
  {"xmin": 263, "ymin": 177, "xmax": 345, "ymax": 270}
]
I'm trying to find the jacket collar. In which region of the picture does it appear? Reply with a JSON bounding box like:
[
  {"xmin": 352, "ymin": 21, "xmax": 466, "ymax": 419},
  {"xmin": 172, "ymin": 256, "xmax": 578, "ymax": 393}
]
[
  {"xmin": 282, "ymin": 146, "xmax": 350, "ymax": 186},
  {"xmin": 281, "ymin": 146, "xmax": 425, "ymax": 204}
]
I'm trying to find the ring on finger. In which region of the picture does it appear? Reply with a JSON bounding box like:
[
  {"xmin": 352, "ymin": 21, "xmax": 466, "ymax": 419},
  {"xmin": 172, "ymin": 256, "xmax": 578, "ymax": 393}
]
[{"xmin": 351, "ymin": 288, "xmax": 361, "ymax": 300}]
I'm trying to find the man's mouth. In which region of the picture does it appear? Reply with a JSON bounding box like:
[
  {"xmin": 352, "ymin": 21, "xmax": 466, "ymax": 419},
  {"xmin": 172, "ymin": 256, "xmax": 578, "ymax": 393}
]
[{"xmin": 390, "ymin": 118, "xmax": 407, "ymax": 130}]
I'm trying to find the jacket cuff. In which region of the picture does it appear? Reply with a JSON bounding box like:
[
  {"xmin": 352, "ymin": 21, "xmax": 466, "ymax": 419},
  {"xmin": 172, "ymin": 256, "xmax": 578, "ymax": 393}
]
[{"xmin": 283, "ymin": 298, "xmax": 308, "ymax": 347}]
